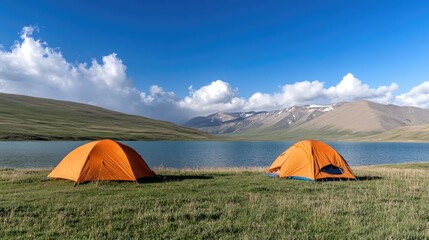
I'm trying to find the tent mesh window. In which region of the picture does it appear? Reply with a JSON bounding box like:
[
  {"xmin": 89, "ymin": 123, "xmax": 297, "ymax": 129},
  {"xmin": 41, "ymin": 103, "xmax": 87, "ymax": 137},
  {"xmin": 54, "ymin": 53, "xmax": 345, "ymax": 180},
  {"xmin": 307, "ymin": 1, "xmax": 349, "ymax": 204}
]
[{"xmin": 320, "ymin": 164, "xmax": 344, "ymax": 175}]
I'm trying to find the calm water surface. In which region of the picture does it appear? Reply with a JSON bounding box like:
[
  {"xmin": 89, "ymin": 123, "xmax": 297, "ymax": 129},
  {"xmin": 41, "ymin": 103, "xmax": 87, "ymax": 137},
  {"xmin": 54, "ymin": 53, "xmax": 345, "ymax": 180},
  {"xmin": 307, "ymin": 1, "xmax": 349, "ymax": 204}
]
[{"xmin": 0, "ymin": 141, "xmax": 428, "ymax": 168}]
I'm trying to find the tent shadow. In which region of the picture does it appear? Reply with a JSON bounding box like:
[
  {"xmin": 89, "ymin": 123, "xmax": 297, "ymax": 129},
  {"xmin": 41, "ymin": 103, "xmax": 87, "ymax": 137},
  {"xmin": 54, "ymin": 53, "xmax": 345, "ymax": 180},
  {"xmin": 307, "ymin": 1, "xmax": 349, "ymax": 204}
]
[
  {"xmin": 137, "ymin": 175, "xmax": 213, "ymax": 183},
  {"xmin": 356, "ymin": 176, "xmax": 383, "ymax": 181}
]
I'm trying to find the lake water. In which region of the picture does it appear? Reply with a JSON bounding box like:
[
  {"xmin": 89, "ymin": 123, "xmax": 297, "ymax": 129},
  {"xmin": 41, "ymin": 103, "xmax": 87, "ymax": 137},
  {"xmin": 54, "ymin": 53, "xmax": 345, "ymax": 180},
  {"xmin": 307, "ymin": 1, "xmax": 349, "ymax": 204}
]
[{"xmin": 0, "ymin": 141, "xmax": 429, "ymax": 169}]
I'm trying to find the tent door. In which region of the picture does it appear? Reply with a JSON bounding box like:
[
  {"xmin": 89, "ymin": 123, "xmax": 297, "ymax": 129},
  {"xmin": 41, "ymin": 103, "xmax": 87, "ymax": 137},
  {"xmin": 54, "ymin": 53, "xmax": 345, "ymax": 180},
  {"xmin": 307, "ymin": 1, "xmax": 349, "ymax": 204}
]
[{"xmin": 320, "ymin": 164, "xmax": 344, "ymax": 175}]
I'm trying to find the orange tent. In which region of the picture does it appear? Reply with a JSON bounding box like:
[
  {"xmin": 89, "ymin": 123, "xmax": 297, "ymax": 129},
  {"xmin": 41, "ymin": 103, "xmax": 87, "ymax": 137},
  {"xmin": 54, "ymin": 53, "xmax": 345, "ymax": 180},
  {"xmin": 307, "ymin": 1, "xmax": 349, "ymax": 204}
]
[
  {"xmin": 48, "ymin": 139, "xmax": 156, "ymax": 183},
  {"xmin": 268, "ymin": 140, "xmax": 356, "ymax": 181}
]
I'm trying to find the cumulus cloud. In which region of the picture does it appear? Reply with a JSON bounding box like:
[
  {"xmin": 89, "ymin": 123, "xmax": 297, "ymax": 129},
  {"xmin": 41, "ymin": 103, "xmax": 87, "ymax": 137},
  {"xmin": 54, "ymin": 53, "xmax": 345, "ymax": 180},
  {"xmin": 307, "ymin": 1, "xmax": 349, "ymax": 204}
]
[
  {"xmin": 0, "ymin": 26, "xmax": 243, "ymax": 121},
  {"xmin": 178, "ymin": 80, "xmax": 245, "ymax": 115},
  {"xmin": 325, "ymin": 73, "xmax": 398, "ymax": 103},
  {"xmin": 0, "ymin": 25, "xmax": 142, "ymax": 113},
  {"xmin": 395, "ymin": 82, "xmax": 429, "ymax": 108},
  {"xmin": 245, "ymin": 81, "xmax": 325, "ymax": 111},
  {"xmin": 244, "ymin": 73, "xmax": 398, "ymax": 111},
  {"xmin": 1, "ymin": 26, "xmax": 426, "ymax": 123}
]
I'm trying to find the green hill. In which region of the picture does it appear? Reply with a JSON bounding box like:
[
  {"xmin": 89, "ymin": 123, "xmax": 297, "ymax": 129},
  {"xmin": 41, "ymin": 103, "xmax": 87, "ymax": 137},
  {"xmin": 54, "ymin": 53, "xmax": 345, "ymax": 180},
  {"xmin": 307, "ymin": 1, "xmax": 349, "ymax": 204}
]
[{"xmin": 0, "ymin": 93, "xmax": 215, "ymax": 140}]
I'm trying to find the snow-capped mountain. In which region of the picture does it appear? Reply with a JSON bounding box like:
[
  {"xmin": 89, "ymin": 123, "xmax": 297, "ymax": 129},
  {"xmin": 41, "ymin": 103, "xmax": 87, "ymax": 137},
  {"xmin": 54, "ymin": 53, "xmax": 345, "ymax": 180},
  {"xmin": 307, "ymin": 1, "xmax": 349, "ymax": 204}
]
[
  {"xmin": 183, "ymin": 104, "xmax": 337, "ymax": 134},
  {"xmin": 183, "ymin": 100, "xmax": 429, "ymax": 141}
]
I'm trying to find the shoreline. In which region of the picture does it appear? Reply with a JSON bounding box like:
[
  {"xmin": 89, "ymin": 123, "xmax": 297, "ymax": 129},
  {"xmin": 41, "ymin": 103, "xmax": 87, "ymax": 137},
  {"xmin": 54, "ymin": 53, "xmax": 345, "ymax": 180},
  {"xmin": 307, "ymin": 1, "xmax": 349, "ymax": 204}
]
[
  {"xmin": 3, "ymin": 161, "xmax": 429, "ymax": 172},
  {"xmin": 2, "ymin": 138, "xmax": 429, "ymax": 143}
]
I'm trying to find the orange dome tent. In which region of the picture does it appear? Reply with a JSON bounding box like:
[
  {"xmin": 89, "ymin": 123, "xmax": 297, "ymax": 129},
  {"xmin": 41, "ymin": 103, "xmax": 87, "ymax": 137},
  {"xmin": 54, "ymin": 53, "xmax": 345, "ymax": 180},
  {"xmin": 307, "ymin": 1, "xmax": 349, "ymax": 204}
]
[
  {"xmin": 48, "ymin": 139, "xmax": 156, "ymax": 183},
  {"xmin": 268, "ymin": 140, "xmax": 356, "ymax": 181}
]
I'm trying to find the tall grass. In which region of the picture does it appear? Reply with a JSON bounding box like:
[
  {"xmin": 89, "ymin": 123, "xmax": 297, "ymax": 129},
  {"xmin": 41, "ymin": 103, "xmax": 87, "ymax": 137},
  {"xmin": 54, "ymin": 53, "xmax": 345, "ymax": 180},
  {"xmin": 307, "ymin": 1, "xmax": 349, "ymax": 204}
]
[{"xmin": 1, "ymin": 164, "xmax": 429, "ymax": 239}]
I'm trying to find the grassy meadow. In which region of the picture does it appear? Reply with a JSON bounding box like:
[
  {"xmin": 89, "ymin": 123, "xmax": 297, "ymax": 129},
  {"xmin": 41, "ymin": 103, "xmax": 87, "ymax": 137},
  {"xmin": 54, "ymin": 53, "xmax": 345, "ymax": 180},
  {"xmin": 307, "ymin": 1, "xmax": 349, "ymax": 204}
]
[{"xmin": 1, "ymin": 163, "xmax": 429, "ymax": 239}]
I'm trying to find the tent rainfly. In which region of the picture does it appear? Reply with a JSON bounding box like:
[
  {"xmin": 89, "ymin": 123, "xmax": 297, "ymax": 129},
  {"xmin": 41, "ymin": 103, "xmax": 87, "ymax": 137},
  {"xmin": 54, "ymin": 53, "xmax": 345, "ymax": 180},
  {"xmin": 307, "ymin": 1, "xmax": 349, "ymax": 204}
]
[
  {"xmin": 268, "ymin": 140, "xmax": 356, "ymax": 181},
  {"xmin": 48, "ymin": 139, "xmax": 156, "ymax": 183}
]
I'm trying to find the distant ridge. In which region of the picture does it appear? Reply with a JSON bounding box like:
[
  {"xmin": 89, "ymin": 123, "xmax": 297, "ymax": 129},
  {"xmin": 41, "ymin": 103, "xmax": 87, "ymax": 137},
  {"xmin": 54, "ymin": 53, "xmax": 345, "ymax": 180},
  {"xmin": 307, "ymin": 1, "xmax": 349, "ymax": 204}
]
[
  {"xmin": 293, "ymin": 100, "xmax": 429, "ymax": 132},
  {"xmin": 0, "ymin": 93, "xmax": 215, "ymax": 140},
  {"xmin": 184, "ymin": 100, "xmax": 429, "ymax": 141},
  {"xmin": 361, "ymin": 124, "xmax": 429, "ymax": 142},
  {"xmin": 183, "ymin": 104, "xmax": 337, "ymax": 134}
]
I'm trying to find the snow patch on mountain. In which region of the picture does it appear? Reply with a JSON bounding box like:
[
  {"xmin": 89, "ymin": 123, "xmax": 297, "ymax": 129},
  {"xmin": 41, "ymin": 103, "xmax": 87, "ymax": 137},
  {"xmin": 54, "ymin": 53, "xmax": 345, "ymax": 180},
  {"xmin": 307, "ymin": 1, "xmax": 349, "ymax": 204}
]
[{"xmin": 183, "ymin": 104, "xmax": 337, "ymax": 134}]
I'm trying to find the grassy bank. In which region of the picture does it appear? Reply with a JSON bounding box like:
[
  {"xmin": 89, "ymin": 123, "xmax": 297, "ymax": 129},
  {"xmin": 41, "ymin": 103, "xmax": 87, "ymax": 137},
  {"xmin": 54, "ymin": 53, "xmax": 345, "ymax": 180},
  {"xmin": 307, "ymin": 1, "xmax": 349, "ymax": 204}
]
[{"xmin": 1, "ymin": 164, "xmax": 429, "ymax": 239}]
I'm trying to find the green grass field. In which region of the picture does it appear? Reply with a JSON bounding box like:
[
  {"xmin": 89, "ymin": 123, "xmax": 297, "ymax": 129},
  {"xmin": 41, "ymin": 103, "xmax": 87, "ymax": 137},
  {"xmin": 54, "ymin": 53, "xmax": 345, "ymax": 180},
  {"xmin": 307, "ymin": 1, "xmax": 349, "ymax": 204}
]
[{"xmin": 1, "ymin": 163, "xmax": 429, "ymax": 239}]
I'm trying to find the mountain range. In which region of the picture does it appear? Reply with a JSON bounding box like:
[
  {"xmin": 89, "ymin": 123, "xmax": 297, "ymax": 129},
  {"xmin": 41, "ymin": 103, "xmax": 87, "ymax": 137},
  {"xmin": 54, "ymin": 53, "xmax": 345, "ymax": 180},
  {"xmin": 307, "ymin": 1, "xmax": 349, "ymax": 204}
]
[
  {"xmin": 184, "ymin": 100, "xmax": 429, "ymax": 141},
  {"xmin": 0, "ymin": 93, "xmax": 215, "ymax": 140},
  {"xmin": 2, "ymin": 92, "xmax": 429, "ymax": 142}
]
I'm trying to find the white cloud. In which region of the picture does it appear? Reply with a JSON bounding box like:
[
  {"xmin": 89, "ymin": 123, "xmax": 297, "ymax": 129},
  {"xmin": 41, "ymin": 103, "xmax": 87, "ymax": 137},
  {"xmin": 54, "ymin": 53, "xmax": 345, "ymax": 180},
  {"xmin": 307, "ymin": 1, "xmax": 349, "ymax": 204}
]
[
  {"xmin": 325, "ymin": 73, "xmax": 398, "ymax": 103},
  {"xmin": 245, "ymin": 80, "xmax": 325, "ymax": 111},
  {"xmin": 395, "ymin": 82, "xmax": 429, "ymax": 108},
  {"xmin": 178, "ymin": 80, "xmax": 245, "ymax": 115},
  {"xmin": 1, "ymin": 26, "xmax": 427, "ymax": 123},
  {"xmin": 0, "ymin": 26, "xmax": 142, "ymax": 113},
  {"xmin": 0, "ymin": 26, "xmax": 246, "ymax": 122},
  {"xmin": 20, "ymin": 26, "xmax": 37, "ymax": 38},
  {"xmin": 243, "ymin": 73, "xmax": 398, "ymax": 111},
  {"xmin": 278, "ymin": 80, "xmax": 326, "ymax": 106},
  {"xmin": 246, "ymin": 92, "xmax": 273, "ymax": 110}
]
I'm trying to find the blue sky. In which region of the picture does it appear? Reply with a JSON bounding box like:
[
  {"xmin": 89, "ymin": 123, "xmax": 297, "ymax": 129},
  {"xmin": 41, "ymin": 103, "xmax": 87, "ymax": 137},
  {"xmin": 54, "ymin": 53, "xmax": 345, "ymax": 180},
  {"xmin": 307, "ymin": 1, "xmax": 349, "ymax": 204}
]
[{"xmin": 1, "ymin": 0, "xmax": 429, "ymax": 122}]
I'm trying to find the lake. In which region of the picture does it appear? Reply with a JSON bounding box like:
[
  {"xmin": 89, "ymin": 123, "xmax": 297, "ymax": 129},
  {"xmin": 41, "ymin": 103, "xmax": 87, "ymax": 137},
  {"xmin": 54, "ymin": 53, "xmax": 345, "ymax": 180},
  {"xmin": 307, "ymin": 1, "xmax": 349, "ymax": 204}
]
[{"xmin": 0, "ymin": 141, "xmax": 429, "ymax": 169}]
